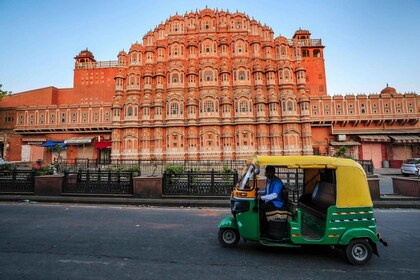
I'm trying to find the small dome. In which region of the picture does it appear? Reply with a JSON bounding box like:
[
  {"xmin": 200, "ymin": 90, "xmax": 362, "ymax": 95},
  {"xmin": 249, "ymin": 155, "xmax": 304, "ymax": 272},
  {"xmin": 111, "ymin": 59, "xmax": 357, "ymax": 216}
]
[
  {"xmin": 380, "ymin": 84, "xmax": 397, "ymax": 95},
  {"xmin": 75, "ymin": 49, "xmax": 96, "ymax": 61},
  {"xmin": 129, "ymin": 42, "xmax": 142, "ymax": 52}
]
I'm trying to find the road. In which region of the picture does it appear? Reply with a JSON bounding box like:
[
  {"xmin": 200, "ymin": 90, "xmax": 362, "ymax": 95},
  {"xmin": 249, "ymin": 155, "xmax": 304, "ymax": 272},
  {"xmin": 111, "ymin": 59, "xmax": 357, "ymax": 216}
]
[{"xmin": 0, "ymin": 202, "xmax": 419, "ymax": 280}]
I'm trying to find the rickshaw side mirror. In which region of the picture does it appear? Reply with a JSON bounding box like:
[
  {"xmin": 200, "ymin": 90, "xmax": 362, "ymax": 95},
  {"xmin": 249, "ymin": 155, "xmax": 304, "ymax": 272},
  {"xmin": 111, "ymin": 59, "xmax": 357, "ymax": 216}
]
[{"xmin": 254, "ymin": 167, "xmax": 260, "ymax": 175}]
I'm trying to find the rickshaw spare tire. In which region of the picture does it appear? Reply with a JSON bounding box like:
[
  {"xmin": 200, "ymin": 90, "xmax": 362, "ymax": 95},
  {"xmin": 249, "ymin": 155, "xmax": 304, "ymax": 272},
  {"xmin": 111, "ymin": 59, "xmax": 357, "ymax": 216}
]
[
  {"xmin": 345, "ymin": 239, "xmax": 373, "ymax": 265},
  {"xmin": 218, "ymin": 228, "xmax": 240, "ymax": 248}
]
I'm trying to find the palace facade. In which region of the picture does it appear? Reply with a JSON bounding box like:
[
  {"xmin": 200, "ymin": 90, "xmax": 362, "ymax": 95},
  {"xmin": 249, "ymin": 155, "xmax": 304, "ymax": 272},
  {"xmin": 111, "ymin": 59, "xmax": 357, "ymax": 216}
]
[{"xmin": 1, "ymin": 8, "xmax": 419, "ymax": 168}]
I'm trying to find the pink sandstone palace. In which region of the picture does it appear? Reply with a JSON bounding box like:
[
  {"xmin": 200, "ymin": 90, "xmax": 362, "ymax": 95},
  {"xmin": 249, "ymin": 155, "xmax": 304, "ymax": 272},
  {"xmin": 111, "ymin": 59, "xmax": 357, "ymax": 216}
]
[{"xmin": 1, "ymin": 8, "xmax": 419, "ymax": 168}]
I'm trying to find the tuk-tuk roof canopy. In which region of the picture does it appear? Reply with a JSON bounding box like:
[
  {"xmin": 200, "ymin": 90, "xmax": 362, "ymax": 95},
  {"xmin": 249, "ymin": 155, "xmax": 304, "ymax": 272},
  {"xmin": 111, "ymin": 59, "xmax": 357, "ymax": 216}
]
[
  {"xmin": 250, "ymin": 155, "xmax": 372, "ymax": 208},
  {"xmin": 251, "ymin": 155, "xmax": 363, "ymax": 170}
]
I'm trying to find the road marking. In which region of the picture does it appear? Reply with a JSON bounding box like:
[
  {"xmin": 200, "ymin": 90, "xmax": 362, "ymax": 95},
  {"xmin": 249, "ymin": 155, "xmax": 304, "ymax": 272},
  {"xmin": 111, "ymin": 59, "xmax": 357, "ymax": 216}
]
[{"xmin": 58, "ymin": 259, "xmax": 110, "ymax": 265}]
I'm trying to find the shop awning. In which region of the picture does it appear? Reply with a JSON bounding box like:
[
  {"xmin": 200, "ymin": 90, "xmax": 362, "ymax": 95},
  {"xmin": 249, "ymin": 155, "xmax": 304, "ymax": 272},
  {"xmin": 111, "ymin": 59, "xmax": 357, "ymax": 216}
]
[
  {"xmin": 94, "ymin": 141, "xmax": 112, "ymax": 149},
  {"xmin": 359, "ymin": 135, "xmax": 390, "ymax": 143},
  {"xmin": 64, "ymin": 137, "xmax": 93, "ymax": 145},
  {"xmin": 22, "ymin": 138, "xmax": 47, "ymax": 142},
  {"xmin": 41, "ymin": 140, "xmax": 66, "ymax": 148},
  {"xmin": 389, "ymin": 135, "xmax": 420, "ymax": 143},
  {"xmin": 330, "ymin": 141, "xmax": 361, "ymax": 146}
]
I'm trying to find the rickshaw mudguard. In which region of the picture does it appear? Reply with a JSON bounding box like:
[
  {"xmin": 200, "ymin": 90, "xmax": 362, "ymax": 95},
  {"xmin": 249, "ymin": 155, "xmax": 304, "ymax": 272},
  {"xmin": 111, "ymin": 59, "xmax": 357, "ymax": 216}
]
[
  {"xmin": 339, "ymin": 228, "xmax": 379, "ymax": 245},
  {"xmin": 218, "ymin": 216, "xmax": 238, "ymax": 230}
]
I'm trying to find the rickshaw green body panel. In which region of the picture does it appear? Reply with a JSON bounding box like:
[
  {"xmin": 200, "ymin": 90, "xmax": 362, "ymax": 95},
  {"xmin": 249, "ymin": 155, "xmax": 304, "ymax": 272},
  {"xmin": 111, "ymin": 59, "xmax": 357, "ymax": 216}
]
[
  {"xmin": 289, "ymin": 206, "xmax": 378, "ymax": 245},
  {"xmin": 218, "ymin": 199, "xmax": 260, "ymax": 241},
  {"xmin": 218, "ymin": 216, "xmax": 238, "ymax": 230},
  {"xmin": 234, "ymin": 200, "xmax": 260, "ymax": 240}
]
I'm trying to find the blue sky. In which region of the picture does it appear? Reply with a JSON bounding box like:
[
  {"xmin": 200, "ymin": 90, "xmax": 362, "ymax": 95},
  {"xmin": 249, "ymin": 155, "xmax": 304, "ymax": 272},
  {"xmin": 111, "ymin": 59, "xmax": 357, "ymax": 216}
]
[{"xmin": 0, "ymin": 0, "xmax": 419, "ymax": 95}]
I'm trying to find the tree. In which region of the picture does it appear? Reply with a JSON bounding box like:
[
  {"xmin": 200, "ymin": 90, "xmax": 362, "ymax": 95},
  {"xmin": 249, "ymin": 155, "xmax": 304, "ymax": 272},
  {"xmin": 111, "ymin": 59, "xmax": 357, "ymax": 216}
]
[
  {"xmin": 0, "ymin": 84, "xmax": 12, "ymax": 100},
  {"xmin": 48, "ymin": 144, "xmax": 66, "ymax": 173},
  {"xmin": 48, "ymin": 144, "xmax": 66, "ymax": 162}
]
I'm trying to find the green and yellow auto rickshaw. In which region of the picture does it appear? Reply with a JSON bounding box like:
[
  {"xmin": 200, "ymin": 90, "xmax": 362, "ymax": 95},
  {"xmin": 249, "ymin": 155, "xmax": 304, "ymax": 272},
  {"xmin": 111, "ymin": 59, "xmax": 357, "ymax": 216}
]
[{"xmin": 218, "ymin": 156, "xmax": 387, "ymax": 265}]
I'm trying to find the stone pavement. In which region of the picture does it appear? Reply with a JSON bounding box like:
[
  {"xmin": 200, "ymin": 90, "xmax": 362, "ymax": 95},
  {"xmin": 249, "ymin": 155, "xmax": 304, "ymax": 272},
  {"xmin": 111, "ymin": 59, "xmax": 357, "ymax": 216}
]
[
  {"xmin": 374, "ymin": 168, "xmax": 402, "ymax": 176},
  {"xmin": 0, "ymin": 193, "xmax": 419, "ymax": 209}
]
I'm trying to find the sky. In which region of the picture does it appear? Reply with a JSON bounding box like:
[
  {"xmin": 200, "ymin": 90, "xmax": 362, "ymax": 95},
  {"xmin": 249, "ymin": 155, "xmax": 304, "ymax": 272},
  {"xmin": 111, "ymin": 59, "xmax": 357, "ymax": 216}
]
[{"xmin": 0, "ymin": 0, "xmax": 419, "ymax": 95}]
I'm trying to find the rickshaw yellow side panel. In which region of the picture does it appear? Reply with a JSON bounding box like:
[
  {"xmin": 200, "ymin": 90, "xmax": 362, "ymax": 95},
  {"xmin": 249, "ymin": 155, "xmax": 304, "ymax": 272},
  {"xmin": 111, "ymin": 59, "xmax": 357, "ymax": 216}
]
[
  {"xmin": 336, "ymin": 166, "xmax": 373, "ymax": 208},
  {"xmin": 252, "ymin": 155, "xmax": 373, "ymax": 208}
]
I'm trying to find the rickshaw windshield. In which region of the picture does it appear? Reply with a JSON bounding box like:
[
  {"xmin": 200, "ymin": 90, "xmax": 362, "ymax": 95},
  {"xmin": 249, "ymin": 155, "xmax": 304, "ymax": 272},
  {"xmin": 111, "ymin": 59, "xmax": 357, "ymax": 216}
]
[{"xmin": 236, "ymin": 164, "xmax": 255, "ymax": 190}]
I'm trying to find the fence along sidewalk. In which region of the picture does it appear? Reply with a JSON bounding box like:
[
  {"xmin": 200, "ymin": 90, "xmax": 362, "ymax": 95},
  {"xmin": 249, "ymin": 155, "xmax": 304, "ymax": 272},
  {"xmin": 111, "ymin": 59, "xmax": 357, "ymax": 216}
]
[
  {"xmin": 0, "ymin": 170, "xmax": 35, "ymax": 193},
  {"xmin": 162, "ymin": 170, "xmax": 238, "ymax": 197},
  {"xmin": 62, "ymin": 170, "xmax": 133, "ymax": 195}
]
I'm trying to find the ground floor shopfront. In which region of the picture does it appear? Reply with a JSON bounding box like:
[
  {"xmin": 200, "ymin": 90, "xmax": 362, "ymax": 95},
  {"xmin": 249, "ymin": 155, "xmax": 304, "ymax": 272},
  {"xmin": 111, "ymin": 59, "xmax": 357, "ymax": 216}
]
[
  {"xmin": 1, "ymin": 130, "xmax": 419, "ymax": 168},
  {"xmin": 0, "ymin": 133, "xmax": 112, "ymax": 165},
  {"xmin": 329, "ymin": 134, "xmax": 420, "ymax": 169}
]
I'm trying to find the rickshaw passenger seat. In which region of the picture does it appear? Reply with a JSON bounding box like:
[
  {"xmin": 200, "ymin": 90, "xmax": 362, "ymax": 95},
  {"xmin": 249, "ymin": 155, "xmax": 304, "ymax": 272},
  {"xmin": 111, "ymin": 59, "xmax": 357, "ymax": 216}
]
[
  {"xmin": 299, "ymin": 181, "xmax": 335, "ymax": 220},
  {"xmin": 315, "ymin": 182, "xmax": 336, "ymax": 209}
]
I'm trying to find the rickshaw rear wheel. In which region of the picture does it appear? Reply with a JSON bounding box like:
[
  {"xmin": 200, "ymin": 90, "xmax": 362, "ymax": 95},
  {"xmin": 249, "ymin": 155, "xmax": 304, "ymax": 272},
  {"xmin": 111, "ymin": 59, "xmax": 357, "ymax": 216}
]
[
  {"xmin": 218, "ymin": 228, "xmax": 240, "ymax": 248},
  {"xmin": 345, "ymin": 239, "xmax": 373, "ymax": 265}
]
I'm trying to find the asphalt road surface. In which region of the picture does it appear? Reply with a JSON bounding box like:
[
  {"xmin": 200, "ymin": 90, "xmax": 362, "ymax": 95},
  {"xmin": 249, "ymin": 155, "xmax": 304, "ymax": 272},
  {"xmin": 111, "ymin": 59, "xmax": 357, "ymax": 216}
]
[{"xmin": 0, "ymin": 202, "xmax": 419, "ymax": 280}]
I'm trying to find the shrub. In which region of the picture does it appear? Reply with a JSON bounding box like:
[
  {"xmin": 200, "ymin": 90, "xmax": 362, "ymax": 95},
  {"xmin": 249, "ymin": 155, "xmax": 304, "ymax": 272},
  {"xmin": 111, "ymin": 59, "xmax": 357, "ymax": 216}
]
[
  {"xmin": 34, "ymin": 166, "xmax": 54, "ymax": 176},
  {"xmin": 222, "ymin": 162, "xmax": 234, "ymax": 182},
  {"xmin": 105, "ymin": 165, "xmax": 141, "ymax": 176},
  {"xmin": 164, "ymin": 164, "xmax": 185, "ymax": 174},
  {"xmin": 0, "ymin": 163, "xmax": 15, "ymax": 171}
]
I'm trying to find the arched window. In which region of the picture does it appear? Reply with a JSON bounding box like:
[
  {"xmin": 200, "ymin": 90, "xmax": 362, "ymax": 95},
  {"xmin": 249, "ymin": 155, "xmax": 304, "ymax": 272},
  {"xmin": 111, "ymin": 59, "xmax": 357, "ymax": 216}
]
[
  {"xmin": 313, "ymin": 49, "xmax": 321, "ymax": 57},
  {"xmin": 239, "ymin": 70, "xmax": 245, "ymax": 80},
  {"xmin": 204, "ymin": 100, "xmax": 214, "ymax": 112},
  {"xmin": 127, "ymin": 76, "xmax": 135, "ymax": 86},
  {"xmin": 284, "ymin": 69, "xmax": 290, "ymax": 81},
  {"xmin": 204, "ymin": 70, "xmax": 213, "ymax": 81},
  {"xmin": 172, "ymin": 73, "xmax": 179, "ymax": 83},
  {"xmin": 287, "ymin": 101, "xmax": 293, "ymax": 111},
  {"xmin": 170, "ymin": 102, "xmax": 179, "ymax": 115},
  {"xmin": 281, "ymin": 46, "xmax": 287, "ymax": 57},
  {"xmin": 240, "ymin": 100, "xmax": 248, "ymax": 112},
  {"xmin": 127, "ymin": 106, "xmax": 133, "ymax": 116}
]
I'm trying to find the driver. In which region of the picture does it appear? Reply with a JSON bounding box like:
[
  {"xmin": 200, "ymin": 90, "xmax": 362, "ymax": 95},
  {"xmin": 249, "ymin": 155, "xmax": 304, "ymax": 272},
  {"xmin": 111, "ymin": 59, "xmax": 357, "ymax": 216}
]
[{"xmin": 259, "ymin": 165, "xmax": 285, "ymax": 234}]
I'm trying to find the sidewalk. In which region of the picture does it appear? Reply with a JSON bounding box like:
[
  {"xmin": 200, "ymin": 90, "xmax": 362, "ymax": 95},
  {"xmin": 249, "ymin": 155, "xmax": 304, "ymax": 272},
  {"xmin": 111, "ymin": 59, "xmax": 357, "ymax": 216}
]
[
  {"xmin": 0, "ymin": 194, "xmax": 230, "ymax": 208},
  {"xmin": 374, "ymin": 168, "xmax": 402, "ymax": 176},
  {"xmin": 0, "ymin": 194, "xmax": 419, "ymax": 209}
]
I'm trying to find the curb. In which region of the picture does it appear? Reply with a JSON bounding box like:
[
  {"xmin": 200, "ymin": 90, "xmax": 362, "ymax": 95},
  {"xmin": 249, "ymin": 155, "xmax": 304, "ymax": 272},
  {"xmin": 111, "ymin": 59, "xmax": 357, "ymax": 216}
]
[
  {"xmin": 0, "ymin": 195, "xmax": 230, "ymax": 208},
  {"xmin": 1, "ymin": 195, "xmax": 419, "ymax": 209}
]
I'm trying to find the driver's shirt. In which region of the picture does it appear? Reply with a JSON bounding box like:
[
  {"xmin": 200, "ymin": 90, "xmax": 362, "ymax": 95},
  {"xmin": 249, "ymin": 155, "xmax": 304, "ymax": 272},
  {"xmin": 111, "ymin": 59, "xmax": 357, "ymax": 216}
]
[{"xmin": 265, "ymin": 177, "xmax": 284, "ymax": 208}]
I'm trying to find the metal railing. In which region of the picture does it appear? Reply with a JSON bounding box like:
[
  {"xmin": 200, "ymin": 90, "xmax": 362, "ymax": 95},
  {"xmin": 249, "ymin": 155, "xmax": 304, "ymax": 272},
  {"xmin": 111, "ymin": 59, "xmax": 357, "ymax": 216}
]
[
  {"xmin": 62, "ymin": 170, "xmax": 133, "ymax": 195},
  {"xmin": 75, "ymin": 60, "xmax": 118, "ymax": 69},
  {"xmin": 356, "ymin": 160, "xmax": 374, "ymax": 175},
  {"xmin": 288, "ymin": 39, "xmax": 323, "ymax": 46},
  {"xmin": 57, "ymin": 159, "xmax": 245, "ymax": 175},
  {"xmin": 162, "ymin": 170, "xmax": 238, "ymax": 196},
  {"xmin": 0, "ymin": 170, "xmax": 35, "ymax": 193}
]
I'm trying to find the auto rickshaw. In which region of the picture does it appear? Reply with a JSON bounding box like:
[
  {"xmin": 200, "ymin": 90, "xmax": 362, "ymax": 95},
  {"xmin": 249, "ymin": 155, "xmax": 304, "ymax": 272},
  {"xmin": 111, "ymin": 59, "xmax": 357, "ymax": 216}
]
[{"xmin": 218, "ymin": 156, "xmax": 387, "ymax": 265}]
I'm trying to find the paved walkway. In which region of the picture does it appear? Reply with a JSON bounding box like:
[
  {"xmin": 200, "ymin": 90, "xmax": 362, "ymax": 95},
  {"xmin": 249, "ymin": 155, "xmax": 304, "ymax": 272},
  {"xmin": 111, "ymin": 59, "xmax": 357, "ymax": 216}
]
[
  {"xmin": 0, "ymin": 193, "xmax": 419, "ymax": 209},
  {"xmin": 374, "ymin": 168, "xmax": 401, "ymax": 176}
]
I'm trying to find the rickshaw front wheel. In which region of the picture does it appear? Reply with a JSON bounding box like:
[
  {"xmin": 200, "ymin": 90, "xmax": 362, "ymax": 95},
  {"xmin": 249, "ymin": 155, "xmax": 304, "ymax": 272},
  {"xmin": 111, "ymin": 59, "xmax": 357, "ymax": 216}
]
[
  {"xmin": 218, "ymin": 228, "xmax": 240, "ymax": 248},
  {"xmin": 345, "ymin": 239, "xmax": 373, "ymax": 265}
]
